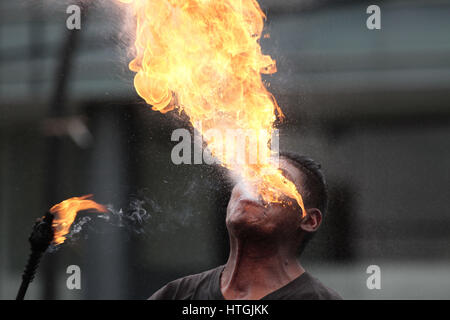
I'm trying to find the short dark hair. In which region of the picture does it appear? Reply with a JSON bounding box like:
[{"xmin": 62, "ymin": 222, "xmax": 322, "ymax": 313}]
[
  {"xmin": 279, "ymin": 152, "xmax": 328, "ymax": 254},
  {"xmin": 279, "ymin": 152, "xmax": 328, "ymax": 215}
]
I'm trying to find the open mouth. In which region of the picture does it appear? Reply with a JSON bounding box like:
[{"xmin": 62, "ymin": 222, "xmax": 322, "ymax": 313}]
[{"xmin": 238, "ymin": 198, "xmax": 268, "ymax": 218}]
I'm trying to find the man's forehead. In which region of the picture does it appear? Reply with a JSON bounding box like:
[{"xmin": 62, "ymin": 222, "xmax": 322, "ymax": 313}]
[{"xmin": 279, "ymin": 157, "xmax": 305, "ymax": 191}]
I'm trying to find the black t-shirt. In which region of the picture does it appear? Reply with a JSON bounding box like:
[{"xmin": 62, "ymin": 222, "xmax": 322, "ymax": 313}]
[{"xmin": 149, "ymin": 265, "xmax": 342, "ymax": 300}]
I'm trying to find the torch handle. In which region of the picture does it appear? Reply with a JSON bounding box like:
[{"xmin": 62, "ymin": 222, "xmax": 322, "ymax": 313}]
[{"xmin": 16, "ymin": 250, "xmax": 44, "ymax": 300}]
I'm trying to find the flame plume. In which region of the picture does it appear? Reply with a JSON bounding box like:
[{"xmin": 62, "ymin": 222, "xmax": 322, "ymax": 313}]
[
  {"xmin": 49, "ymin": 195, "xmax": 108, "ymax": 244},
  {"xmin": 119, "ymin": 0, "xmax": 306, "ymax": 215}
]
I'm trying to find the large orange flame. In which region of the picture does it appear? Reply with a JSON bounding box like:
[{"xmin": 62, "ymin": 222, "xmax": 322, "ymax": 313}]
[
  {"xmin": 118, "ymin": 0, "xmax": 306, "ymax": 215},
  {"xmin": 49, "ymin": 195, "xmax": 108, "ymax": 245}
]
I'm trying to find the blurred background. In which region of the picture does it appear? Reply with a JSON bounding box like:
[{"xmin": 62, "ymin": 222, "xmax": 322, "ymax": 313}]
[{"xmin": 1, "ymin": 0, "xmax": 450, "ymax": 299}]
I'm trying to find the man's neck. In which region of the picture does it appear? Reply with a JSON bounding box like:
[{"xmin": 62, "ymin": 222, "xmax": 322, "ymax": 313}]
[{"xmin": 220, "ymin": 237, "xmax": 304, "ymax": 300}]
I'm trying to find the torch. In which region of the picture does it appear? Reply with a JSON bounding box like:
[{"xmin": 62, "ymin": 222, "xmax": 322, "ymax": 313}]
[
  {"xmin": 15, "ymin": 195, "xmax": 107, "ymax": 300},
  {"xmin": 16, "ymin": 212, "xmax": 54, "ymax": 300}
]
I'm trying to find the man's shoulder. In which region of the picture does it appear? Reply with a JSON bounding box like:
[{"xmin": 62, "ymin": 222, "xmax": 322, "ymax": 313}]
[
  {"xmin": 266, "ymin": 271, "xmax": 342, "ymax": 300},
  {"xmin": 148, "ymin": 266, "xmax": 222, "ymax": 300},
  {"xmin": 297, "ymin": 272, "xmax": 343, "ymax": 300}
]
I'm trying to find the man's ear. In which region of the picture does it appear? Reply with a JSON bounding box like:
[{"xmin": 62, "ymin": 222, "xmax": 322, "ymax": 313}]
[{"xmin": 299, "ymin": 208, "xmax": 322, "ymax": 232}]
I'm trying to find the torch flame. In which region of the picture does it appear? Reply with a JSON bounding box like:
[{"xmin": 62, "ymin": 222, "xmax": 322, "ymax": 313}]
[
  {"xmin": 119, "ymin": 0, "xmax": 306, "ymax": 215},
  {"xmin": 49, "ymin": 195, "xmax": 108, "ymax": 245}
]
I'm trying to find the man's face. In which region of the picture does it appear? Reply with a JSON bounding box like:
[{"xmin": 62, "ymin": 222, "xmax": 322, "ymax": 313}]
[{"xmin": 225, "ymin": 157, "xmax": 305, "ymax": 240}]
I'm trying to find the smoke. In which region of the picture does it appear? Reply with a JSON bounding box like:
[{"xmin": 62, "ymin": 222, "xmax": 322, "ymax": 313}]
[
  {"xmin": 101, "ymin": 199, "xmax": 151, "ymax": 234},
  {"xmin": 47, "ymin": 168, "xmax": 231, "ymax": 252}
]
